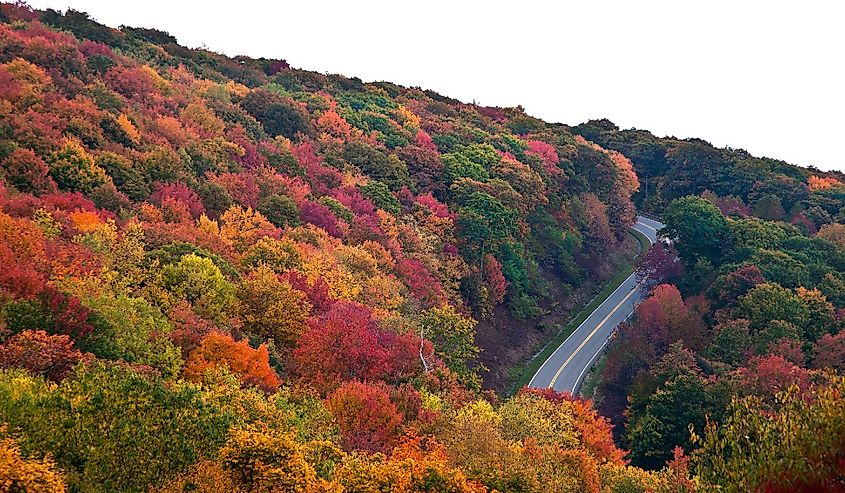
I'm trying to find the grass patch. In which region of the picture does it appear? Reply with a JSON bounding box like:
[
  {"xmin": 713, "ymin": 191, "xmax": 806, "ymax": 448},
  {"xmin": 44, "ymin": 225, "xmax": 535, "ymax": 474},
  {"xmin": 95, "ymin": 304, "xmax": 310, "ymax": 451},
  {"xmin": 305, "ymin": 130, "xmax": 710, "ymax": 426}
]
[
  {"xmin": 630, "ymin": 227, "xmax": 650, "ymax": 253},
  {"xmin": 579, "ymin": 351, "xmax": 608, "ymax": 400},
  {"xmin": 509, "ymin": 227, "xmax": 651, "ymax": 394}
]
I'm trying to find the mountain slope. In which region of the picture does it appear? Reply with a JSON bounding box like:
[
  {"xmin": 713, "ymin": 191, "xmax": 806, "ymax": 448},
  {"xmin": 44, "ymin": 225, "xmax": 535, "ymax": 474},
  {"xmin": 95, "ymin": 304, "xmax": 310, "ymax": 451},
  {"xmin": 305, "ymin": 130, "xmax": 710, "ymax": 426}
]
[{"xmin": 1, "ymin": 3, "xmax": 843, "ymax": 492}]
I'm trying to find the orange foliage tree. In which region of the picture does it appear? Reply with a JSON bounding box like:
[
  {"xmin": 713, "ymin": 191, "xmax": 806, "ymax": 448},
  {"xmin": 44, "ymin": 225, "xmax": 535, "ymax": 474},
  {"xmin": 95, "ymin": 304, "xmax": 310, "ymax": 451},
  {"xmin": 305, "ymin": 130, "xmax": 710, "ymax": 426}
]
[{"xmin": 184, "ymin": 332, "xmax": 280, "ymax": 393}]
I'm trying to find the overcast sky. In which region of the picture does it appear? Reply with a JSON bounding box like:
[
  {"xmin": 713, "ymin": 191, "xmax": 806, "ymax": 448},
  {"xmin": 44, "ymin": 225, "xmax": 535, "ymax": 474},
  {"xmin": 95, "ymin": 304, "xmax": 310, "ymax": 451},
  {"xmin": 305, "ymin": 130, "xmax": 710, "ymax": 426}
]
[{"xmin": 26, "ymin": 1, "xmax": 845, "ymax": 171}]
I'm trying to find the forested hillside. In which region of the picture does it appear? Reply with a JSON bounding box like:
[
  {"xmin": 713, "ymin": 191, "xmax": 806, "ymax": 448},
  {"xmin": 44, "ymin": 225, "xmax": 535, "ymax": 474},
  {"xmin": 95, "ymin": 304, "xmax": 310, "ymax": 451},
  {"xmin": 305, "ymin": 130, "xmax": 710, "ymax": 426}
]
[
  {"xmin": 571, "ymin": 129, "xmax": 845, "ymax": 488},
  {"xmin": 571, "ymin": 118, "xmax": 845, "ymax": 226},
  {"xmin": 0, "ymin": 3, "xmax": 843, "ymax": 492}
]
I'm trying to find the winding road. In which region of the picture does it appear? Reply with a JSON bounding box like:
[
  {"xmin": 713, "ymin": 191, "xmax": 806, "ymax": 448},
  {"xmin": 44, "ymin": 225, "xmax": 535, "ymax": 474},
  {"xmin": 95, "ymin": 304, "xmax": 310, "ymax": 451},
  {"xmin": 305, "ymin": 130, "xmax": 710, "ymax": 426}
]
[{"xmin": 528, "ymin": 216, "xmax": 664, "ymax": 393}]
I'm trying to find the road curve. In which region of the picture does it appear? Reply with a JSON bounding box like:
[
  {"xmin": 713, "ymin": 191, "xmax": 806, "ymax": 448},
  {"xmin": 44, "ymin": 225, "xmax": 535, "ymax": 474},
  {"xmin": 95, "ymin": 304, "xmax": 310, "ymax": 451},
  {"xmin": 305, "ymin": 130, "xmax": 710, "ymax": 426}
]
[{"xmin": 528, "ymin": 215, "xmax": 664, "ymax": 393}]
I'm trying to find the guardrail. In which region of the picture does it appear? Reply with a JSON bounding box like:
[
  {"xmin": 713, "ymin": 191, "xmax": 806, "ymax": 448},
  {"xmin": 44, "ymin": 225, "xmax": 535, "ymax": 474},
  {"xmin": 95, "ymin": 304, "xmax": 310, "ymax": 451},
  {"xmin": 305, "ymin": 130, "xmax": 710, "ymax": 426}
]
[{"xmin": 637, "ymin": 211, "xmax": 663, "ymax": 223}]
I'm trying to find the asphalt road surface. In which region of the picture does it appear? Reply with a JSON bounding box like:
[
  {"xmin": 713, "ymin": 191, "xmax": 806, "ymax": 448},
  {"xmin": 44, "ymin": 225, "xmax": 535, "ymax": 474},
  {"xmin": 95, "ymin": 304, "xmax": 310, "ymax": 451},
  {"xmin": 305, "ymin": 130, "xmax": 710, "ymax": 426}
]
[{"xmin": 528, "ymin": 216, "xmax": 664, "ymax": 394}]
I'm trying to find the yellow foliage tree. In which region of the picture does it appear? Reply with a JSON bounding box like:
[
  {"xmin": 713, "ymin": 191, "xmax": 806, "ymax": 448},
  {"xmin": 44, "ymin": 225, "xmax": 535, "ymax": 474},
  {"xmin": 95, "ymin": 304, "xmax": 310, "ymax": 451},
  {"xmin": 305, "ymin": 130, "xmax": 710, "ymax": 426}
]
[
  {"xmin": 220, "ymin": 206, "xmax": 275, "ymax": 251},
  {"xmin": 237, "ymin": 266, "xmax": 311, "ymax": 347},
  {"xmin": 0, "ymin": 434, "xmax": 65, "ymax": 493}
]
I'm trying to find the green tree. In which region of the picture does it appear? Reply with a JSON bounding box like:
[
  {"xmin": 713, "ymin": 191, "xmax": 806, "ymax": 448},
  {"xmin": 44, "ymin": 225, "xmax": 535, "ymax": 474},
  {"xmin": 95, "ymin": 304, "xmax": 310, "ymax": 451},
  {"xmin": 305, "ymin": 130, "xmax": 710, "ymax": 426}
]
[
  {"xmin": 343, "ymin": 141, "xmax": 410, "ymax": 190},
  {"xmin": 359, "ymin": 181, "xmax": 400, "ymax": 215},
  {"xmin": 156, "ymin": 253, "xmax": 235, "ymax": 322},
  {"xmin": 694, "ymin": 377, "xmax": 845, "ymax": 492},
  {"xmin": 47, "ymin": 140, "xmax": 110, "ymax": 193},
  {"xmin": 0, "ymin": 365, "xmax": 231, "ymax": 492},
  {"xmin": 727, "ymin": 218, "xmax": 787, "ymax": 257},
  {"xmin": 81, "ymin": 294, "xmax": 183, "ymax": 377},
  {"xmin": 749, "ymin": 249, "xmax": 811, "ymax": 288},
  {"xmin": 706, "ymin": 319, "xmax": 752, "ymax": 366},
  {"xmin": 738, "ymin": 283, "xmax": 807, "ymax": 332},
  {"xmin": 627, "ymin": 373, "xmax": 717, "ymax": 470},
  {"xmin": 626, "ymin": 344, "xmax": 728, "ymax": 470},
  {"xmin": 456, "ymin": 191, "xmax": 518, "ymax": 256},
  {"xmin": 261, "ymin": 193, "xmax": 303, "ymax": 228},
  {"xmin": 420, "ymin": 305, "xmax": 483, "ymax": 389},
  {"xmin": 442, "ymin": 152, "xmax": 488, "ymax": 184},
  {"xmin": 751, "ymin": 193, "xmax": 786, "ymax": 221},
  {"xmin": 662, "ymin": 196, "xmax": 730, "ymax": 263}
]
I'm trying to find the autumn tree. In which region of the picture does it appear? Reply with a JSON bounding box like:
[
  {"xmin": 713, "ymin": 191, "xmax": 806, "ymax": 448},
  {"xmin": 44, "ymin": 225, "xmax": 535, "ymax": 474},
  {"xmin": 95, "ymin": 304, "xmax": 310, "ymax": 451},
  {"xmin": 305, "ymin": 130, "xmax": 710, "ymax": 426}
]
[
  {"xmin": 0, "ymin": 147, "xmax": 56, "ymax": 194},
  {"xmin": 813, "ymin": 331, "xmax": 845, "ymax": 370},
  {"xmin": 184, "ymin": 332, "xmax": 280, "ymax": 392},
  {"xmin": 817, "ymin": 222, "xmax": 845, "ymax": 250},
  {"xmin": 236, "ymin": 266, "xmax": 311, "ymax": 348},
  {"xmin": 0, "ymin": 433, "xmax": 66, "ymax": 493},
  {"xmin": 484, "ymin": 254, "xmax": 508, "ymax": 305},
  {"xmin": 293, "ymin": 302, "xmax": 397, "ymax": 392},
  {"xmin": 325, "ymin": 380, "xmax": 404, "ymax": 453},
  {"xmin": 694, "ymin": 377, "xmax": 845, "ymax": 492},
  {"xmin": 420, "ymin": 305, "xmax": 482, "ymax": 389},
  {"xmin": 0, "ymin": 330, "xmax": 82, "ymax": 381},
  {"xmin": 636, "ymin": 242, "xmax": 683, "ymax": 291},
  {"xmin": 219, "ymin": 427, "xmax": 319, "ymax": 492},
  {"xmin": 708, "ymin": 264, "xmax": 764, "ymax": 311}
]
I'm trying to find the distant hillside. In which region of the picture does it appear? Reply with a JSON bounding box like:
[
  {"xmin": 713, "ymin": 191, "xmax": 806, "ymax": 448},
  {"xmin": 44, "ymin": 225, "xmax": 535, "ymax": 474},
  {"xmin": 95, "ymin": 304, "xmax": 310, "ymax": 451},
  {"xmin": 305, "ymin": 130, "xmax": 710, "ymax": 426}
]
[
  {"xmin": 571, "ymin": 118, "xmax": 845, "ymax": 229},
  {"xmin": 0, "ymin": 3, "xmax": 843, "ymax": 492}
]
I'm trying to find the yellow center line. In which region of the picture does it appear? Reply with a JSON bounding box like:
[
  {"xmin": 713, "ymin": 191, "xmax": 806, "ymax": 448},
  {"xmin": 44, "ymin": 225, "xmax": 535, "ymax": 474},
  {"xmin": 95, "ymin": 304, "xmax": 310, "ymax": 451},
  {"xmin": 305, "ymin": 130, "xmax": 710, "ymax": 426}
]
[{"xmin": 548, "ymin": 281, "xmax": 641, "ymax": 388}]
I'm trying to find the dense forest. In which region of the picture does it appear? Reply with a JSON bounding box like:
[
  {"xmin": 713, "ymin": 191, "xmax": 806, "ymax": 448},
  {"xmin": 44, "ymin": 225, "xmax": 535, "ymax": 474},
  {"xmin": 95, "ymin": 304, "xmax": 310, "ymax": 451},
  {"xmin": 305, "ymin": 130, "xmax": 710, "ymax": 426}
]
[
  {"xmin": 575, "ymin": 125, "xmax": 845, "ymax": 486},
  {"xmin": 0, "ymin": 3, "xmax": 842, "ymax": 492}
]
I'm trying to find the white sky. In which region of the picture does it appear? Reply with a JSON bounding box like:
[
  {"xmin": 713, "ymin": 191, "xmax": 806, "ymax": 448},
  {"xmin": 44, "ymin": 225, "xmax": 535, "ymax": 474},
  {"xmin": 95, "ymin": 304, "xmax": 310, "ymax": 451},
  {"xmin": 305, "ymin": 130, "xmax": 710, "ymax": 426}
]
[{"xmin": 26, "ymin": 0, "xmax": 845, "ymax": 171}]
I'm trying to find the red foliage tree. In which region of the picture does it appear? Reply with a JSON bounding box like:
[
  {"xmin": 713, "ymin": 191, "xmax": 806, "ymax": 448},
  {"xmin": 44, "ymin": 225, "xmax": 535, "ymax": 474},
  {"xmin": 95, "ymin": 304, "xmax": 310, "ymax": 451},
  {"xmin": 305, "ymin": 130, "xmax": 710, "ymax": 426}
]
[
  {"xmin": 0, "ymin": 329, "xmax": 82, "ymax": 381},
  {"xmin": 207, "ymin": 171, "xmax": 261, "ymax": 209},
  {"xmin": 702, "ymin": 190, "xmax": 751, "ymax": 217},
  {"xmin": 766, "ymin": 337, "xmax": 806, "ymax": 366},
  {"xmin": 167, "ymin": 301, "xmax": 221, "ymax": 359},
  {"xmin": 734, "ymin": 355, "xmax": 810, "ymax": 399},
  {"xmin": 635, "ymin": 242, "xmax": 683, "ymax": 291},
  {"xmin": 813, "ymin": 331, "xmax": 845, "ymax": 370},
  {"xmin": 631, "ymin": 284, "xmax": 688, "ymax": 348},
  {"xmin": 483, "ymin": 254, "xmax": 508, "ymax": 305},
  {"xmin": 414, "ymin": 130, "xmax": 438, "ymax": 152},
  {"xmin": 278, "ymin": 270, "xmax": 333, "ymax": 315},
  {"xmin": 299, "ymin": 200, "xmax": 343, "ymax": 238},
  {"xmin": 0, "ymin": 242, "xmax": 45, "ymax": 299},
  {"xmin": 0, "ymin": 147, "xmax": 56, "ymax": 194},
  {"xmin": 292, "ymin": 141, "xmax": 342, "ymax": 195},
  {"xmin": 292, "ymin": 302, "xmax": 405, "ymax": 393},
  {"xmin": 396, "ymin": 258, "xmax": 444, "ymax": 308},
  {"xmin": 416, "ymin": 193, "xmax": 455, "ymax": 220},
  {"xmin": 713, "ymin": 265, "xmax": 765, "ymax": 310},
  {"xmin": 226, "ymin": 125, "xmax": 267, "ymax": 169},
  {"xmin": 44, "ymin": 286, "xmax": 94, "ymax": 340},
  {"xmin": 525, "ymin": 139, "xmax": 565, "ymax": 183},
  {"xmin": 395, "ymin": 144, "xmax": 443, "ymax": 194},
  {"xmin": 150, "ymin": 182, "xmax": 205, "ymax": 219},
  {"xmin": 325, "ymin": 380, "xmax": 404, "ymax": 453},
  {"xmin": 333, "ymin": 185, "xmax": 376, "ymax": 217}
]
